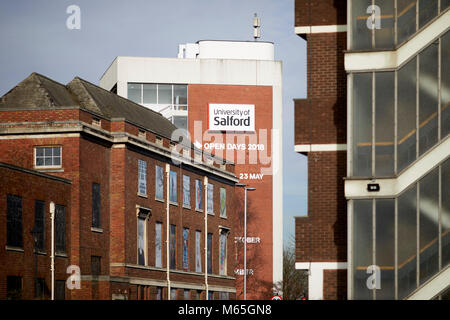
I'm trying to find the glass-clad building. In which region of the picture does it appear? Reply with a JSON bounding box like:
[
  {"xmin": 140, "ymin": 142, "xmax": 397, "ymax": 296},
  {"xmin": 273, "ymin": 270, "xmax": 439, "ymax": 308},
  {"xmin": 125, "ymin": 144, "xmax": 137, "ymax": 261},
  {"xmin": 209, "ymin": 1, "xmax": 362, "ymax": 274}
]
[{"xmin": 346, "ymin": 0, "xmax": 450, "ymax": 299}]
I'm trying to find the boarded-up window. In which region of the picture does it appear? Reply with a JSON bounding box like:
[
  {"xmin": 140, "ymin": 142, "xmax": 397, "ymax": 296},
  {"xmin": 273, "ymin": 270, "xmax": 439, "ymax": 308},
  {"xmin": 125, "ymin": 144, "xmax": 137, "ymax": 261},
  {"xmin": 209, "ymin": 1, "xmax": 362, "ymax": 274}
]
[
  {"xmin": 207, "ymin": 233, "xmax": 213, "ymax": 274},
  {"xmin": 7, "ymin": 195, "xmax": 23, "ymax": 248},
  {"xmin": 92, "ymin": 183, "xmax": 101, "ymax": 228},
  {"xmin": 7, "ymin": 276, "xmax": 22, "ymax": 300}
]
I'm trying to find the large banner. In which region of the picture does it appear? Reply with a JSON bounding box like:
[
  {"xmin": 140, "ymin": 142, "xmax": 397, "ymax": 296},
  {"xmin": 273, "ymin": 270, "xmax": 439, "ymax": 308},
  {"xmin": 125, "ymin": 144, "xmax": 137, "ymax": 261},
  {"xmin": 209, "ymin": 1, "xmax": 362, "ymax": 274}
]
[{"xmin": 208, "ymin": 103, "xmax": 255, "ymax": 132}]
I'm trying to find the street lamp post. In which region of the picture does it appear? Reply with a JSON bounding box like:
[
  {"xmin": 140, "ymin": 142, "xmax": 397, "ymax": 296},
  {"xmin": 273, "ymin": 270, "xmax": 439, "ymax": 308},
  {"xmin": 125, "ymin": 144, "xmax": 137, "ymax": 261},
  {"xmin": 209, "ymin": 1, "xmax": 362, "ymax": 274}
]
[{"xmin": 236, "ymin": 184, "xmax": 255, "ymax": 300}]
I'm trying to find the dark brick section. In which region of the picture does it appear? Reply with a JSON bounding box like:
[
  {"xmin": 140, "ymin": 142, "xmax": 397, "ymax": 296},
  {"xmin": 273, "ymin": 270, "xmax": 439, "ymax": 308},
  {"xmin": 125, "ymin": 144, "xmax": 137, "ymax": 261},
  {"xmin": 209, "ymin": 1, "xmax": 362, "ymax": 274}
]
[
  {"xmin": 294, "ymin": 0, "xmax": 348, "ymax": 300},
  {"xmin": 323, "ymin": 269, "xmax": 347, "ymax": 300},
  {"xmin": 295, "ymin": 0, "xmax": 347, "ymax": 28}
]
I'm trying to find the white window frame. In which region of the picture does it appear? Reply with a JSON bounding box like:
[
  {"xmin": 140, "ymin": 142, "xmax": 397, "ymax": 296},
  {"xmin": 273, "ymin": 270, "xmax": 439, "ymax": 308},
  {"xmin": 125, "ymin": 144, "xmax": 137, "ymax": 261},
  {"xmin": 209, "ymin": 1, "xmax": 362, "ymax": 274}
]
[{"xmin": 34, "ymin": 146, "xmax": 62, "ymax": 169}]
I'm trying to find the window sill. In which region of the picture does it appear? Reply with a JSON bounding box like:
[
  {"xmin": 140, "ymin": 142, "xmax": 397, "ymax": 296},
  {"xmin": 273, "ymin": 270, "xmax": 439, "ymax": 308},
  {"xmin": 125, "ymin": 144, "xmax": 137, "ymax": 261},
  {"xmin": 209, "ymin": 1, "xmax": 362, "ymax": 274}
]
[
  {"xmin": 220, "ymin": 215, "xmax": 227, "ymax": 219},
  {"xmin": 91, "ymin": 227, "xmax": 103, "ymax": 233},
  {"xmin": 138, "ymin": 193, "xmax": 148, "ymax": 198},
  {"xmin": 5, "ymin": 246, "xmax": 24, "ymax": 253},
  {"xmin": 195, "ymin": 209, "xmax": 203, "ymax": 213},
  {"xmin": 155, "ymin": 198, "xmax": 164, "ymax": 203},
  {"xmin": 34, "ymin": 250, "xmax": 47, "ymax": 256},
  {"xmin": 208, "ymin": 212, "xmax": 215, "ymax": 216},
  {"xmin": 170, "ymin": 202, "xmax": 178, "ymax": 206},
  {"xmin": 35, "ymin": 167, "xmax": 64, "ymax": 173},
  {"xmin": 183, "ymin": 205, "xmax": 191, "ymax": 210}
]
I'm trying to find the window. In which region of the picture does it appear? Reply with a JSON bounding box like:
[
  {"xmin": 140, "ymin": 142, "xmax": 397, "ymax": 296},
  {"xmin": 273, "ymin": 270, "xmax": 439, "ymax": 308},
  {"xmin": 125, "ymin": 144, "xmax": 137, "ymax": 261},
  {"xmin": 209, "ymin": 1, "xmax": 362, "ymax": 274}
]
[
  {"xmin": 184, "ymin": 289, "xmax": 190, "ymax": 300},
  {"xmin": 155, "ymin": 222, "xmax": 162, "ymax": 268},
  {"xmin": 195, "ymin": 230, "xmax": 202, "ymax": 272},
  {"xmin": 169, "ymin": 170, "xmax": 177, "ymax": 203},
  {"xmin": 196, "ymin": 290, "xmax": 201, "ymax": 300},
  {"xmin": 7, "ymin": 194, "xmax": 23, "ymax": 248},
  {"xmin": 137, "ymin": 208, "xmax": 150, "ymax": 266},
  {"xmin": 92, "ymin": 183, "xmax": 101, "ymax": 228},
  {"xmin": 207, "ymin": 183, "xmax": 214, "ymax": 214},
  {"xmin": 183, "ymin": 175, "xmax": 190, "ymax": 208},
  {"xmin": 138, "ymin": 160, "xmax": 147, "ymax": 196},
  {"xmin": 55, "ymin": 205, "xmax": 66, "ymax": 253},
  {"xmin": 127, "ymin": 83, "xmax": 141, "ymax": 103},
  {"xmin": 208, "ymin": 291, "xmax": 214, "ymax": 300},
  {"xmin": 156, "ymin": 136, "xmax": 163, "ymax": 146},
  {"xmin": 182, "ymin": 228, "xmax": 189, "ymax": 271},
  {"xmin": 195, "ymin": 179, "xmax": 203, "ymax": 211},
  {"xmin": 219, "ymin": 230, "xmax": 228, "ymax": 275},
  {"xmin": 143, "ymin": 84, "xmax": 157, "ymax": 104},
  {"xmin": 156, "ymin": 287, "xmax": 162, "ymax": 300},
  {"xmin": 138, "ymin": 129, "xmax": 146, "ymax": 139},
  {"xmin": 219, "ymin": 292, "xmax": 229, "ymax": 300},
  {"xmin": 155, "ymin": 165, "xmax": 164, "ymax": 200},
  {"xmin": 91, "ymin": 256, "xmax": 101, "ymax": 276},
  {"xmin": 34, "ymin": 200, "xmax": 45, "ymax": 251},
  {"xmin": 173, "ymin": 116, "xmax": 188, "ymax": 131},
  {"xmin": 207, "ymin": 233, "xmax": 213, "ymax": 274},
  {"xmin": 35, "ymin": 146, "xmax": 61, "ymax": 168},
  {"xmin": 55, "ymin": 280, "xmax": 66, "ymax": 300},
  {"xmin": 7, "ymin": 276, "xmax": 22, "ymax": 300},
  {"xmin": 170, "ymin": 224, "xmax": 176, "ymax": 269},
  {"xmin": 220, "ymin": 188, "xmax": 226, "ymax": 218},
  {"xmin": 35, "ymin": 278, "xmax": 46, "ymax": 299}
]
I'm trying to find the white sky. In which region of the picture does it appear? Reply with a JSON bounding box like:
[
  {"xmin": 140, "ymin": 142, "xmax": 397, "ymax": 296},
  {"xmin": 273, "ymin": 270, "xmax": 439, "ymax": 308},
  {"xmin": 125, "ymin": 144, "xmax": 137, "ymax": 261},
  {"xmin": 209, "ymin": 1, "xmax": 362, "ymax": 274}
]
[{"xmin": 0, "ymin": 0, "xmax": 308, "ymax": 248}]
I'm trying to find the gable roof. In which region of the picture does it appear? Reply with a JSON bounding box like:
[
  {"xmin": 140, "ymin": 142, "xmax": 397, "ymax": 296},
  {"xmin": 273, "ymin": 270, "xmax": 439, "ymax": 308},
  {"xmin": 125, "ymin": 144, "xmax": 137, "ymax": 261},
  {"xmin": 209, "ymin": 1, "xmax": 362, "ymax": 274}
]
[{"xmin": 0, "ymin": 73, "xmax": 178, "ymax": 139}]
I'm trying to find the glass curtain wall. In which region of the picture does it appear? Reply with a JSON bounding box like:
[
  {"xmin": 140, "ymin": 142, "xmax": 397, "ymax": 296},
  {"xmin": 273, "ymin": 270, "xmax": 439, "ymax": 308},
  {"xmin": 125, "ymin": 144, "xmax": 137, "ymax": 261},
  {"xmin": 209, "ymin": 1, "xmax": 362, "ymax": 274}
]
[
  {"xmin": 352, "ymin": 157, "xmax": 450, "ymax": 300},
  {"xmin": 351, "ymin": 30, "xmax": 448, "ymax": 177},
  {"xmin": 350, "ymin": 0, "xmax": 447, "ymax": 50}
]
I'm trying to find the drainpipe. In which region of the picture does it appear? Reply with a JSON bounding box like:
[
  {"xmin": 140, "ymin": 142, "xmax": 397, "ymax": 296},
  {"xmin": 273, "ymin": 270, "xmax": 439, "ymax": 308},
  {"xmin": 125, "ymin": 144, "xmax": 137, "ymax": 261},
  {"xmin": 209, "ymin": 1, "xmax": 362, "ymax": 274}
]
[
  {"xmin": 165, "ymin": 164, "xmax": 171, "ymax": 300},
  {"xmin": 204, "ymin": 176, "xmax": 209, "ymax": 300},
  {"xmin": 49, "ymin": 201, "xmax": 55, "ymax": 301}
]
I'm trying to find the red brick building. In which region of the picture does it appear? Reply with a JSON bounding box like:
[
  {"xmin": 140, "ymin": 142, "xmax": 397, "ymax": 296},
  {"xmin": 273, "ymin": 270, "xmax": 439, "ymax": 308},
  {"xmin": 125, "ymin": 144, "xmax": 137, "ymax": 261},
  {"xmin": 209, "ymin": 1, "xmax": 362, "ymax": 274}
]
[
  {"xmin": 293, "ymin": 0, "xmax": 348, "ymax": 300},
  {"xmin": 0, "ymin": 73, "xmax": 238, "ymax": 300}
]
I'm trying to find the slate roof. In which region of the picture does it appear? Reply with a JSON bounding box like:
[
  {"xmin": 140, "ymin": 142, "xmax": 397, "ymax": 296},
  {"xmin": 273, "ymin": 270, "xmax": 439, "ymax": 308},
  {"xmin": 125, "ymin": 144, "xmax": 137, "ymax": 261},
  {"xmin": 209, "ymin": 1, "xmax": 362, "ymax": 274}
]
[{"xmin": 0, "ymin": 73, "xmax": 178, "ymax": 139}]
